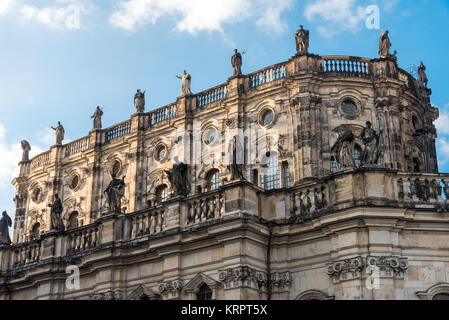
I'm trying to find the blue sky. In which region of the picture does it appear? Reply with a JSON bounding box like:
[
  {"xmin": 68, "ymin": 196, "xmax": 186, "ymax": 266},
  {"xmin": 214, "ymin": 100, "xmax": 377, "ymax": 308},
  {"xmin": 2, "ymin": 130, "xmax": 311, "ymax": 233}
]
[{"xmin": 0, "ymin": 0, "xmax": 448, "ymax": 220}]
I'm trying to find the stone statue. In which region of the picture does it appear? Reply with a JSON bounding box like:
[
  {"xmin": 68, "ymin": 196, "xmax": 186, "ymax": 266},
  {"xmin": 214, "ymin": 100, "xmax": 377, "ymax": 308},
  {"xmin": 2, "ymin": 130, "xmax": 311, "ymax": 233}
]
[
  {"xmin": 91, "ymin": 106, "xmax": 103, "ymax": 130},
  {"xmin": 104, "ymin": 173, "xmax": 126, "ymax": 214},
  {"xmin": 229, "ymin": 136, "xmax": 244, "ymax": 180},
  {"xmin": 0, "ymin": 211, "xmax": 12, "ymax": 245},
  {"xmin": 331, "ymin": 131, "xmax": 355, "ymax": 168},
  {"xmin": 134, "ymin": 90, "xmax": 146, "ymax": 113},
  {"xmin": 295, "ymin": 25, "xmax": 309, "ymax": 55},
  {"xmin": 379, "ymin": 30, "xmax": 392, "ymax": 58},
  {"xmin": 48, "ymin": 194, "xmax": 64, "ymax": 231},
  {"xmin": 165, "ymin": 162, "xmax": 189, "ymax": 197},
  {"xmin": 21, "ymin": 140, "xmax": 31, "ymax": 162},
  {"xmin": 359, "ymin": 121, "xmax": 379, "ymax": 166},
  {"xmin": 176, "ymin": 70, "xmax": 192, "ymax": 96},
  {"xmin": 418, "ymin": 62, "xmax": 428, "ymax": 88},
  {"xmin": 231, "ymin": 49, "xmax": 243, "ymax": 76},
  {"xmin": 51, "ymin": 121, "xmax": 65, "ymax": 145}
]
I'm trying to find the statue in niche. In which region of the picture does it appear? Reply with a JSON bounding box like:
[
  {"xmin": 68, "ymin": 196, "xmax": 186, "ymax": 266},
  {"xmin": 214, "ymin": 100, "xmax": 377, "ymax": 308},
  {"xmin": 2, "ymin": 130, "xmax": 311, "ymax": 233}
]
[
  {"xmin": 228, "ymin": 136, "xmax": 245, "ymax": 180},
  {"xmin": 176, "ymin": 70, "xmax": 192, "ymax": 96},
  {"xmin": 295, "ymin": 25, "xmax": 309, "ymax": 55},
  {"xmin": 231, "ymin": 49, "xmax": 243, "ymax": 76},
  {"xmin": 134, "ymin": 90, "xmax": 146, "ymax": 113},
  {"xmin": 104, "ymin": 173, "xmax": 126, "ymax": 214},
  {"xmin": 51, "ymin": 121, "xmax": 65, "ymax": 145},
  {"xmin": 165, "ymin": 160, "xmax": 189, "ymax": 197},
  {"xmin": 0, "ymin": 211, "xmax": 12, "ymax": 245},
  {"xmin": 91, "ymin": 106, "xmax": 103, "ymax": 130},
  {"xmin": 331, "ymin": 131, "xmax": 355, "ymax": 168},
  {"xmin": 21, "ymin": 140, "xmax": 31, "ymax": 162},
  {"xmin": 48, "ymin": 194, "xmax": 65, "ymax": 231},
  {"xmin": 359, "ymin": 121, "xmax": 380, "ymax": 166},
  {"xmin": 418, "ymin": 62, "xmax": 428, "ymax": 88}
]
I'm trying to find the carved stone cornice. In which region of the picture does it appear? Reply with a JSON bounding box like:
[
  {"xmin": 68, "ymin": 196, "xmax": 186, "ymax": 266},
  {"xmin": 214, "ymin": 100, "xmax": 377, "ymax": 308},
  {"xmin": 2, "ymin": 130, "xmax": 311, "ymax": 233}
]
[
  {"xmin": 218, "ymin": 266, "xmax": 267, "ymax": 290},
  {"xmin": 366, "ymin": 256, "xmax": 408, "ymax": 279},
  {"xmin": 271, "ymin": 271, "xmax": 292, "ymax": 291},
  {"xmin": 158, "ymin": 279, "xmax": 184, "ymax": 299},
  {"xmin": 89, "ymin": 290, "xmax": 123, "ymax": 300},
  {"xmin": 326, "ymin": 256, "xmax": 364, "ymax": 284}
]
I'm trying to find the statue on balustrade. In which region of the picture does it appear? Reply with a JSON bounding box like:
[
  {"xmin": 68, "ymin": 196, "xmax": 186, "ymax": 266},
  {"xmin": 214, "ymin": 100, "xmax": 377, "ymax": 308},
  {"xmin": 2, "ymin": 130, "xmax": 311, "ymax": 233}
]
[
  {"xmin": 176, "ymin": 70, "xmax": 192, "ymax": 96},
  {"xmin": 295, "ymin": 25, "xmax": 309, "ymax": 55},
  {"xmin": 51, "ymin": 121, "xmax": 65, "ymax": 145},
  {"xmin": 418, "ymin": 62, "xmax": 428, "ymax": 88},
  {"xmin": 104, "ymin": 173, "xmax": 126, "ymax": 214},
  {"xmin": 0, "ymin": 211, "xmax": 12, "ymax": 245},
  {"xmin": 359, "ymin": 121, "xmax": 380, "ymax": 166},
  {"xmin": 21, "ymin": 140, "xmax": 31, "ymax": 162},
  {"xmin": 165, "ymin": 161, "xmax": 190, "ymax": 197},
  {"xmin": 134, "ymin": 89, "xmax": 146, "ymax": 113},
  {"xmin": 331, "ymin": 130, "xmax": 355, "ymax": 168},
  {"xmin": 48, "ymin": 194, "xmax": 65, "ymax": 231},
  {"xmin": 91, "ymin": 106, "xmax": 103, "ymax": 130},
  {"xmin": 231, "ymin": 49, "xmax": 243, "ymax": 77},
  {"xmin": 229, "ymin": 136, "xmax": 245, "ymax": 180},
  {"xmin": 379, "ymin": 30, "xmax": 394, "ymax": 59}
]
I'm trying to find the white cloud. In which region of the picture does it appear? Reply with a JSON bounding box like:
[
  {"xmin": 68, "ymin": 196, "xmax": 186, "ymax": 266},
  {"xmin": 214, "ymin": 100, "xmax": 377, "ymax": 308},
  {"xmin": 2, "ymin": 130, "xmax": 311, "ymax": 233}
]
[
  {"xmin": 304, "ymin": 0, "xmax": 367, "ymax": 37},
  {"xmin": 109, "ymin": 0, "xmax": 293, "ymax": 34},
  {"xmin": 435, "ymin": 107, "xmax": 449, "ymax": 136},
  {"xmin": 437, "ymin": 137, "xmax": 449, "ymax": 167},
  {"xmin": 0, "ymin": 0, "xmax": 14, "ymax": 15},
  {"xmin": 0, "ymin": 124, "xmax": 21, "ymax": 190},
  {"xmin": 35, "ymin": 127, "xmax": 56, "ymax": 147}
]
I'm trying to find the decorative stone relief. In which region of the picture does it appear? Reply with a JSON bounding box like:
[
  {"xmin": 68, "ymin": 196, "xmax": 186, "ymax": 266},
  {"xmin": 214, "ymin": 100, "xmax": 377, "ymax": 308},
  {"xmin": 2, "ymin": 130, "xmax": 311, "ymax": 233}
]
[
  {"xmin": 271, "ymin": 271, "xmax": 293, "ymax": 292},
  {"xmin": 158, "ymin": 279, "xmax": 184, "ymax": 299},
  {"xmin": 89, "ymin": 290, "xmax": 123, "ymax": 300},
  {"xmin": 366, "ymin": 256, "xmax": 408, "ymax": 279},
  {"xmin": 326, "ymin": 256, "xmax": 364, "ymax": 284},
  {"xmin": 218, "ymin": 266, "xmax": 268, "ymax": 290}
]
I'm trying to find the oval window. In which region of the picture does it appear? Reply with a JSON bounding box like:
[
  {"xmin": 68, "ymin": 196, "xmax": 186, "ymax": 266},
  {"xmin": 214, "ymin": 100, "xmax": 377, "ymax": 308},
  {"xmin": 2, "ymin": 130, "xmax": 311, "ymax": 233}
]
[
  {"xmin": 156, "ymin": 146, "xmax": 167, "ymax": 161},
  {"xmin": 262, "ymin": 110, "xmax": 274, "ymax": 127}
]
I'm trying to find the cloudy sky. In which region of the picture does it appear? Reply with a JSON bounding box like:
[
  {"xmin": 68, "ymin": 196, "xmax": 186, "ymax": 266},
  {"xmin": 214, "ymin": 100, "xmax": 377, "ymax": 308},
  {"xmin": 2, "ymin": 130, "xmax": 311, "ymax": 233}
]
[{"xmin": 0, "ymin": 0, "xmax": 448, "ymax": 220}]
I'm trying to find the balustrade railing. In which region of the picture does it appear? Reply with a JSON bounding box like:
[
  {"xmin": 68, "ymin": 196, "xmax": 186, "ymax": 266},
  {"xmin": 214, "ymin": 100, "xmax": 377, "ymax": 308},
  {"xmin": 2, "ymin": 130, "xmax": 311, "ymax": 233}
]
[
  {"xmin": 196, "ymin": 84, "xmax": 228, "ymax": 108},
  {"xmin": 149, "ymin": 103, "xmax": 178, "ymax": 126},
  {"xmin": 11, "ymin": 241, "xmax": 41, "ymax": 268},
  {"xmin": 128, "ymin": 208, "xmax": 166, "ymax": 239},
  {"xmin": 106, "ymin": 121, "xmax": 131, "ymax": 141},
  {"xmin": 321, "ymin": 56, "xmax": 371, "ymax": 76},
  {"xmin": 291, "ymin": 183, "xmax": 329, "ymax": 219},
  {"xmin": 65, "ymin": 136, "xmax": 90, "ymax": 158},
  {"xmin": 31, "ymin": 151, "xmax": 50, "ymax": 170},
  {"xmin": 66, "ymin": 225, "xmax": 100, "ymax": 255},
  {"xmin": 186, "ymin": 191, "xmax": 225, "ymax": 226},
  {"xmin": 249, "ymin": 63, "xmax": 287, "ymax": 89}
]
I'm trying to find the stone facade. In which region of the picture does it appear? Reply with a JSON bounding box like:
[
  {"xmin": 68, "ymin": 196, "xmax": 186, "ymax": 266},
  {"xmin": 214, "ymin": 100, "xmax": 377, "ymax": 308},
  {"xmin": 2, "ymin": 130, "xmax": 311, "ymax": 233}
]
[{"xmin": 1, "ymin": 29, "xmax": 449, "ymax": 300}]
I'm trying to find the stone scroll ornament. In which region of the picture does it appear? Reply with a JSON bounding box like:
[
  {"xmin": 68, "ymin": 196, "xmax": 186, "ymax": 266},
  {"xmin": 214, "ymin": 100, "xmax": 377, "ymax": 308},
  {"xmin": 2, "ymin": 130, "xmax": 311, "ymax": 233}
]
[
  {"xmin": 91, "ymin": 106, "xmax": 103, "ymax": 130},
  {"xmin": 165, "ymin": 162, "xmax": 190, "ymax": 197},
  {"xmin": 134, "ymin": 89, "xmax": 145, "ymax": 113},
  {"xmin": 295, "ymin": 25, "xmax": 309, "ymax": 55},
  {"xmin": 48, "ymin": 194, "xmax": 65, "ymax": 231},
  {"xmin": 51, "ymin": 121, "xmax": 65, "ymax": 145},
  {"xmin": 331, "ymin": 130, "xmax": 355, "ymax": 169},
  {"xmin": 0, "ymin": 211, "xmax": 12, "ymax": 245},
  {"xmin": 104, "ymin": 173, "xmax": 126, "ymax": 214}
]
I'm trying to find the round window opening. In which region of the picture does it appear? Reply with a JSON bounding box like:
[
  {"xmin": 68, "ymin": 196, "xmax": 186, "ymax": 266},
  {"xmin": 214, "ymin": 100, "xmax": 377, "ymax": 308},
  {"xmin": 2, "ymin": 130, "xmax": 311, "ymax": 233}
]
[
  {"xmin": 156, "ymin": 146, "xmax": 167, "ymax": 162},
  {"xmin": 262, "ymin": 110, "xmax": 274, "ymax": 127},
  {"xmin": 341, "ymin": 100, "xmax": 358, "ymax": 118},
  {"xmin": 70, "ymin": 175, "xmax": 79, "ymax": 190},
  {"xmin": 204, "ymin": 127, "xmax": 218, "ymax": 145}
]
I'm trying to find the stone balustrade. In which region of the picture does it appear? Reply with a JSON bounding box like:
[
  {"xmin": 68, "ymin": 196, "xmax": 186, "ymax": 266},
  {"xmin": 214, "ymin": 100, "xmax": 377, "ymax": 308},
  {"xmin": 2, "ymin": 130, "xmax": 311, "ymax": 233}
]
[
  {"xmin": 196, "ymin": 83, "xmax": 228, "ymax": 108},
  {"xmin": 30, "ymin": 151, "xmax": 50, "ymax": 171},
  {"xmin": 64, "ymin": 136, "xmax": 90, "ymax": 158},
  {"xmin": 149, "ymin": 103, "xmax": 179, "ymax": 127},
  {"xmin": 291, "ymin": 182, "xmax": 329, "ymax": 220},
  {"xmin": 249, "ymin": 62, "xmax": 287, "ymax": 89},
  {"xmin": 66, "ymin": 224, "xmax": 100, "ymax": 255},
  {"xmin": 321, "ymin": 56, "xmax": 371, "ymax": 77},
  {"xmin": 11, "ymin": 241, "xmax": 41, "ymax": 268},
  {"xmin": 186, "ymin": 190, "xmax": 225, "ymax": 226},
  {"xmin": 106, "ymin": 120, "xmax": 131, "ymax": 141},
  {"xmin": 128, "ymin": 208, "xmax": 166, "ymax": 239}
]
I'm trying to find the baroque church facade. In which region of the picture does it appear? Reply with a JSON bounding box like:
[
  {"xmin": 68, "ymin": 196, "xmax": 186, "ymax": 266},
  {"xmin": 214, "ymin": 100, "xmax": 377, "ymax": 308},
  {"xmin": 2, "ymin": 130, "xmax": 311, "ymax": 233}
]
[{"xmin": 1, "ymin": 26, "xmax": 449, "ymax": 300}]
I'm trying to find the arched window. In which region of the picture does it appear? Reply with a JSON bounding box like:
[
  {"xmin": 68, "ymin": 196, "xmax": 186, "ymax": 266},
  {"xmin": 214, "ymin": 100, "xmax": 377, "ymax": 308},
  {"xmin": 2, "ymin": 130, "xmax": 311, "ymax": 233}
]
[
  {"xmin": 261, "ymin": 153, "xmax": 280, "ymax": 190},
  {"xmin": 282, "ymin": 162, "xmax": 290, "ymax": 188},
  {"xmin": 68, "ymin": 211, "xmax": 79, "ymax": 230},
  {"xmin": 252, "ymin": 169, "xmax": 259, "ymax": 186},
  {"xmin": 433, "ymin": 293, "xmax": 449, "ymax": 300},
  {"xmin": 412, "ymin": 115, "xmax": 420, "ymax": 131},
  {"xmin": 31, "ymin": 223, "xmax": 40, "ymax": 239},
  {"xmin": 352, "ymin": 144, "xmax": 362, "ymax": 167},
  {"xmin": 197, "ymin": 283, "xmax": 212, "ymax": 300},
  {"xmin": 156, "ymin": 185, "xmax": 168, "ymax": 204},
  {"xmin": 206, "ymin": 169, "xmax": 221, "ymax": 192},
  {"xmin": 330, "ymin": 156, "xmax": 338, "ymax": 172},
  {"xmin": 413, "ymin": 158, "xmax": 420, "ymax": 173}
]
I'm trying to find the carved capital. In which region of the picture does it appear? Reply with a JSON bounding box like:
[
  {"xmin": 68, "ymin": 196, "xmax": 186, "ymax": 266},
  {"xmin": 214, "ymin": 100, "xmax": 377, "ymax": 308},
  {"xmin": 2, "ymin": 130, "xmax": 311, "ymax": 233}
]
[{"xmin": 218, "ymin": 266, "xmax": 267, "ymax": 290}]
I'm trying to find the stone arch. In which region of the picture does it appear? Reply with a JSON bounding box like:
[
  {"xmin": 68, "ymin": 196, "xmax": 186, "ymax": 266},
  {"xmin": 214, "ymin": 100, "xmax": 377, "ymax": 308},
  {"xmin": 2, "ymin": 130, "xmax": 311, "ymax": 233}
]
[
  {"xmin": 416, "ymin": 283, "xmax": 449, "ymax": 300},
  {"xmin": 183, "ymin": 273, "xmax": 220, "ymax": 300},
  {"xmin": 127, "ymin": 285, "xmax": 160, "ymax": 300},
  {"xmin": 296, "ymin": 289, "xmax": 335, "ymax": 300},
  {"xmin": 62, "ymin": 197, "xmax": 85, "ymax": 225}
]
